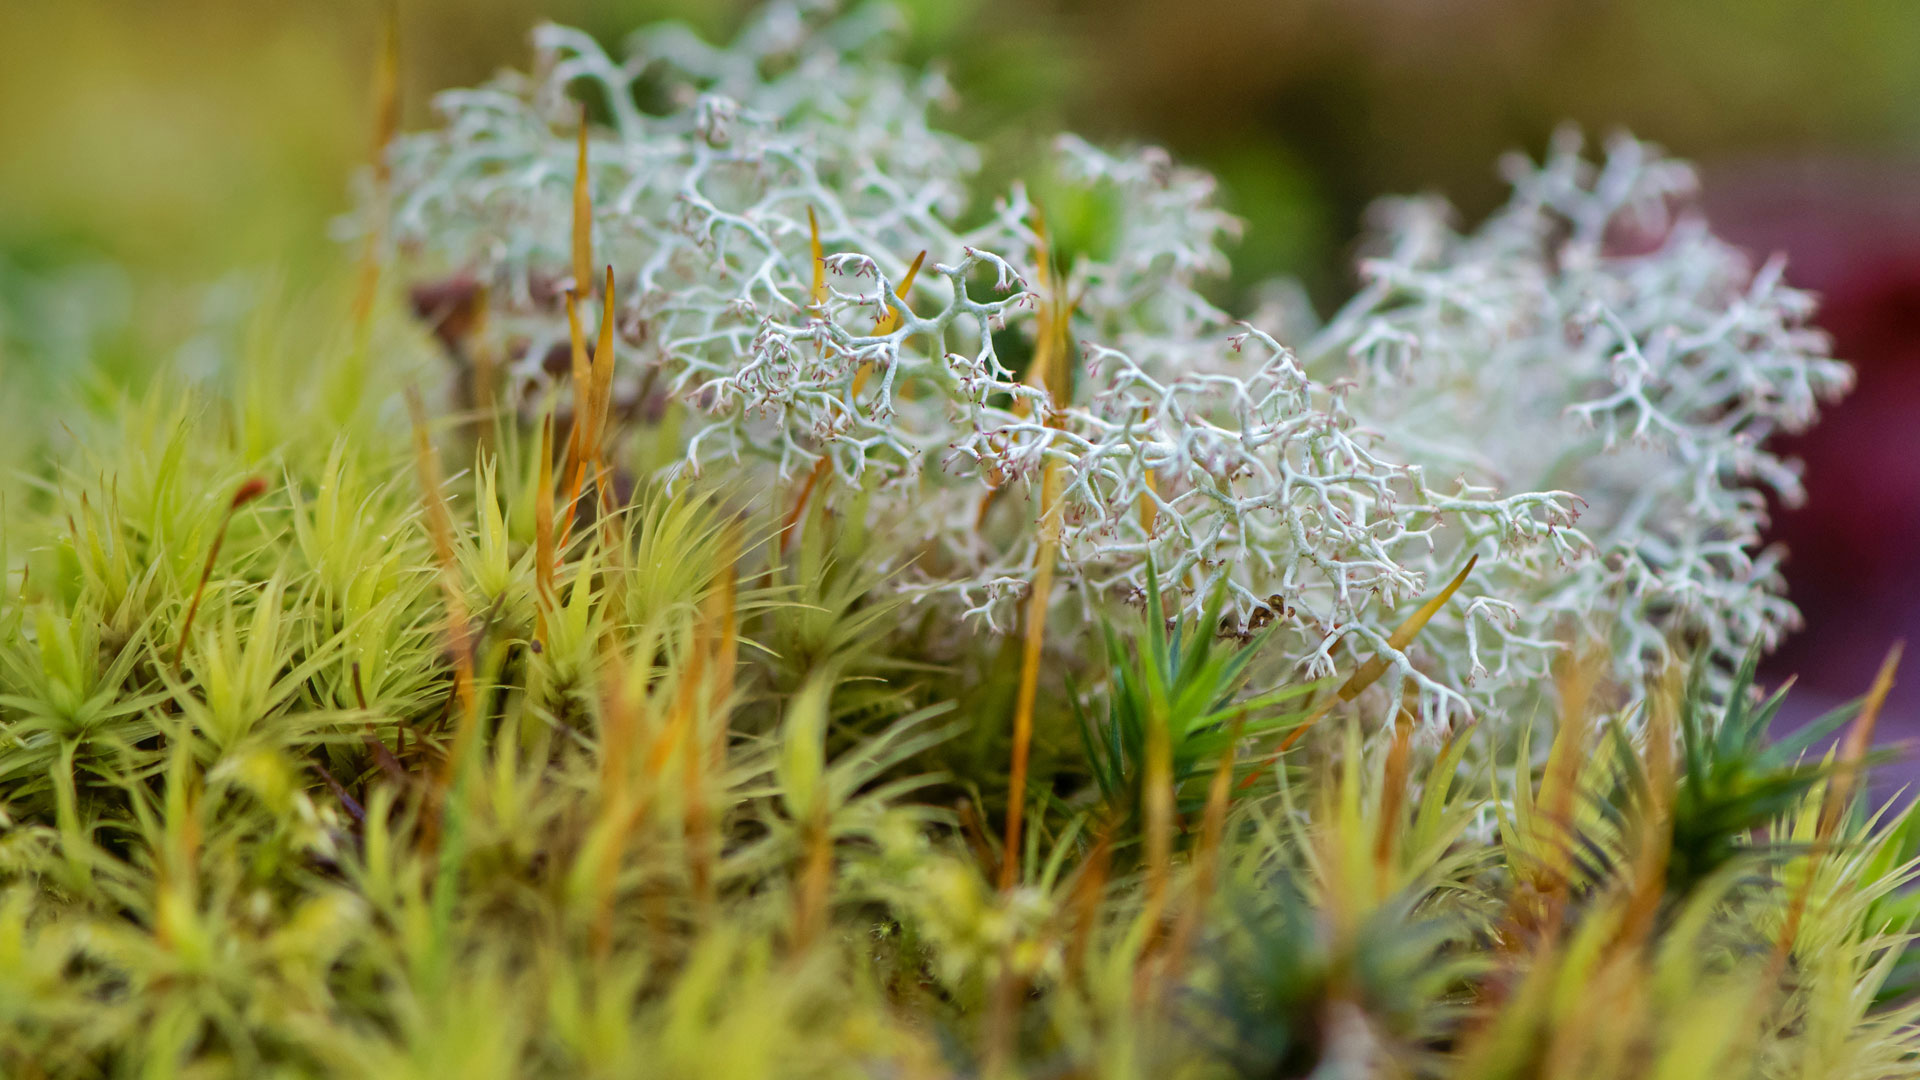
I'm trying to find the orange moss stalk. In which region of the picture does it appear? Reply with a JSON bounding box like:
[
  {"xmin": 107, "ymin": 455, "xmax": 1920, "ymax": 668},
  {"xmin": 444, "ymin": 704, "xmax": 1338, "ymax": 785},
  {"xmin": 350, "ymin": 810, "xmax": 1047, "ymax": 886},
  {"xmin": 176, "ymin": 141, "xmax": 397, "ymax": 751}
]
[
  {"xmin": 572, "ymin": 103, "xmax": 593, "ymax": 297},
  {"xmin": 583, "ymin": 529, "xmax": 722, "ymax": 957},
  {"xmin": 685, "ymin": 526, "xmax": 741, "ymax": 911},
  {"xmin": 1771, "ymin": 642, "xmax": 1902, "ymax": 966},
  {"xmin": 533, "ymin": 412, "xmax": 557, "ymax": 646},
  {"xmin": 405, "ymin": 389, "xmax": 478, "ymax": 791},
  {"xmin": 557, "ymin": 271, "xmax": 619, "ymax": 549},
  {"xmin": 553, "ymin": 109, "xmax": 614, "ymax": 545},
  {"xmin": 974, "ymin": 208, "xmax": 1077, "ymax": 528},
  {"xmin": 1161, "ymin": 712, "xmax": 1249, "ymax": 986},
  {"xmin": 1819, "ymin": 641, "xmax": 1901, "ymax": 838},
  {"xmin": 1373, "ymin": 709, "xmax": 1415, "ymax": 882},
  {"xmin": 776, "ymin": 208, "xmax": 828, "ymax": 548},
  {"xmin": 807, "ymin": 206, "xmax": 827, "ymax": 312},
  {"xmin": 350, "ymin": 0, "xmax": 400, "ymax": 339},
  {"xmin": 793, "ymin": 811, "xmax": 833, "ymax": 953},
  {"xmin": 172, "ymin": 476, "xmax": 269, "ymax": 672},
  {"xmin": 644, "ymin": 648, "xmax": 704, "ymax": 788},
  {"xmin": 1138, "ymin": 447, "xmax": 1160, "ymax": 536},
  {"xmin": 589, "ymin": 267, "xmax": 619, "ymax": 493},
  {"xmin": 589, "ymin": 636, "xmax": 647, "ymax": 961},
  {"xmin": 1012, "ymin": 208, "xmax": 1066, "ymax": 410},
  {"xmin": 561, "ymin": 291, "xmax": 592, "ymax": 512},
  {"xmin": 1066, "ymin": 818, "xmax": 1116, "ymax": 977},
  {"xmin": 999, "ymin": 211, "xmax": 1072, "ymax": 893},
  {"xmin": 782, "ymin": 246, "xmax": 925, "ymax": 553},
  {"xmin": 1617, "ymin": 674, "xmax": 1676, "ymax": 952},
  {"xmin": 1264, "ymin": 553, "xmax": 1479, "ymax": 762},
  {"xmin": 1000, "ymin": 470, "xmax": 1061, "ymax": 895},
  {"xmin": 589, "ymin": 535, "xmax": 744, "ymax": 944},
  {"xmin": 1530, "ymin": 647, "xmax": 1603, "ymax": 904}
]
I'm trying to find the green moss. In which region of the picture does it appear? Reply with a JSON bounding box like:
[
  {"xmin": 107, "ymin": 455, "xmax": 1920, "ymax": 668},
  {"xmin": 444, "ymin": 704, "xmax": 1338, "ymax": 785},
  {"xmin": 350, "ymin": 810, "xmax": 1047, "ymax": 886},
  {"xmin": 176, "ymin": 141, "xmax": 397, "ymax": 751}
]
[{"xmin": 0, "ymin": 4, "xmax": 1911, "ymax": 1075}]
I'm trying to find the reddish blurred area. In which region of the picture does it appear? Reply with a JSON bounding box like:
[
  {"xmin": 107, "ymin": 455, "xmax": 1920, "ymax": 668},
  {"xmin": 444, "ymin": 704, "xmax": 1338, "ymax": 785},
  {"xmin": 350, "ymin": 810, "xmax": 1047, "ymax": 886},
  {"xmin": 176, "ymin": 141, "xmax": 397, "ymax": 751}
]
[{"xmin": 1706, "ymin": 162, "xmax": 1920, "ymax": 756}]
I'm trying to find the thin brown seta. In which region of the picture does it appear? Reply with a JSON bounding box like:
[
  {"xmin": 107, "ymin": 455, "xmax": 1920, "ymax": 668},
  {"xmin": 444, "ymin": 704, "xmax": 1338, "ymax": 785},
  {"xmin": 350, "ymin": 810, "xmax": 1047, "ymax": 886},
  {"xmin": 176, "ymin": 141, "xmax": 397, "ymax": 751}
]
[
  {"xmin": 554, "ymin": 104, "xmax": 606, "ymax": 545},
  {"xmin": 1138, "ymin": 443, "xmax": 1160, "ymax": 537},
  {"xmin": 1065, "ymin": 817, "xmax": 1116, "ymax": 977},
  {"xmin": 1747, "ymin": 641, "xmax": 1901, "ymax": 1047},
  {"xmin": 1773, "ymin": 642, "xmax": 1903, "ymax": 959},
  {"xmin": 350, "ymin": 0, "xmax": 401, "ymax": 339},
  {"xmin": 1261, "ymin": 553, "xmax": 1479, "ymax": 765},
  {"xmin": 572, "ymin": 102, "xmax": 593, "ymax": 298},
  {"xmin": 1819, "ymin": 640, "xmax": 1902, "ymax": 839},
  {"xmin": 588, "ymin": 266, "xmax": 619, "ymax": 513},
  {"xmin": 557, "ymin": 268, "xmax": 619, "ymax": 550},
  {"xmin": 533, "ymin": 411, "xmax": 557, "ymax": 646},
  {"xmin": 793, "ymin": 811, "xmax": 833, "ymax": 953},
  {"xmin": 1373, "ymin": 708, "xmax": 1416, "ymax": 883},
  {"xmin": 1525, "ymin": 646, "xmax": 1605, "ymax": 905},
  {"xmin": 589, "ymin": 634, "xmax": 646, "ymax": 961},
  {"xmin": 685, "ymin": 525, "xmax": 741, "ymax": 913},
  {"xmin": 1617, "ymin": 670, "xmax": 1676, "ymax": 953},
  {"xmin": 559, "ymin": 289, "xmax": 592, "ymax": 522},
  {"xmin": 999, "ymin": 208, "xmax": 1072, "ymax": 893},
  {"xmin": 807, "ymin": 206, "xmax": 827, "ymax": 310},
  {"xmin": 782, "ymin": 246, "xmax": 925, "ymax": 554},
  {"xmin": 1161, "ymin": 712, "xmax": 1250, "ymax": 985},
  {"xmin": 976, "ymin": 209, "xmax": 1078, "ymax": 530},
  {"xmin": 172, "ymin": 476, "xmax": 269, "ymax": 673},
  {"xmin": 1000, "ymin": 467, "xmax": 1061, "ymax": 894},
  {"xmin": 404, "ymin": 388, "xmax": 479, "ymax": 810}
]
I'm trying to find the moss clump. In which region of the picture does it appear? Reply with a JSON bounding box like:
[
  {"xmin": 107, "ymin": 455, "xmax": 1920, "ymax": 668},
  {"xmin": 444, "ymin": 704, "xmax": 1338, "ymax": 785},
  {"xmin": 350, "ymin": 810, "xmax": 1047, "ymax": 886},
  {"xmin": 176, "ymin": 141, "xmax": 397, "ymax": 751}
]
[{"xmin": 0, "ymin": 4, "xmax": 1911, "ymax": 1078}]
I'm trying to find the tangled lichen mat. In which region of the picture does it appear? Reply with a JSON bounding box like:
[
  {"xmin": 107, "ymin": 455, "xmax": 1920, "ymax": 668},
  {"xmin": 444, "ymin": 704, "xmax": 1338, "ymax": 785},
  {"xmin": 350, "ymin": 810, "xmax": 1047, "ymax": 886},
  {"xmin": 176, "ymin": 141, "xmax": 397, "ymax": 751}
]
[{"xmin": 383, "ymin": 6, "xmax": 1846, "ymax": 728}]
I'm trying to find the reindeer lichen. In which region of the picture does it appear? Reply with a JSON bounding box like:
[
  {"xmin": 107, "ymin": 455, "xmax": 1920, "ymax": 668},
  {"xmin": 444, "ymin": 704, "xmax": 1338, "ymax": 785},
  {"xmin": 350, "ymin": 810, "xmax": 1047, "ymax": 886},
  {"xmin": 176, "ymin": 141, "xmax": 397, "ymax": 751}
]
[{"xmin": 383, "ymin": 3, "xmax": 1845, "ymax": 723}]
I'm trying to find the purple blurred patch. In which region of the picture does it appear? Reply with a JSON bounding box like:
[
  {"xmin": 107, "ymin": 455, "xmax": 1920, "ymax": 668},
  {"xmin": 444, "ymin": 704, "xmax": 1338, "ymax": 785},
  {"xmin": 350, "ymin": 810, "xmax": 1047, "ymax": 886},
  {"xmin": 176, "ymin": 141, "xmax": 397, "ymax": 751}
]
[{"xmin": 1706, "ymin": 158, "xmax": 1920, "ymax": 793}]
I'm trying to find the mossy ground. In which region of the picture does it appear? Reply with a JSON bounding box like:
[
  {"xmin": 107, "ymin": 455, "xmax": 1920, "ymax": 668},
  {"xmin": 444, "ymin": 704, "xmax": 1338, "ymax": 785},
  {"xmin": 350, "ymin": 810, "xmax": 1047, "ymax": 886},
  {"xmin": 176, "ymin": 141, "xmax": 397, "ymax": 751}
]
[
  {"xmin": 1, "ymin": 5, "xmax": 1917, "ymax": 1075},
  {"xmin": 0, "ymin": 274, "xmax": 1913, "ymax": 1078}
]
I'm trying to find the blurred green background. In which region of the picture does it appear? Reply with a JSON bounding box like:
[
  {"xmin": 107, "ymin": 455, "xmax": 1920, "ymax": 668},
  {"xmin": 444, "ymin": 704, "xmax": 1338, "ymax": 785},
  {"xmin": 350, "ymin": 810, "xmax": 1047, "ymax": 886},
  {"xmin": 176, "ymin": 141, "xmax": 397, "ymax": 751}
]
[
  {"xmin": 7, "ymin": 0, "xmax": 1920, "ymax": 303},
  {"xmin": 4, "ymin": 0, "xmax": 1919, "ymax": 723}
]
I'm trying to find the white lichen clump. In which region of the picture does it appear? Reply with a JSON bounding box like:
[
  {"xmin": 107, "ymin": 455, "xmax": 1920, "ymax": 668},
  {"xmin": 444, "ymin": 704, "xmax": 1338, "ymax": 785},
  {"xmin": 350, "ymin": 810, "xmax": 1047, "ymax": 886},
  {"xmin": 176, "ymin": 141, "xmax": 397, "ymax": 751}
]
[{"xmin": 382, "ymin": 3, "xmax": 1848, "ymax": 721}]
